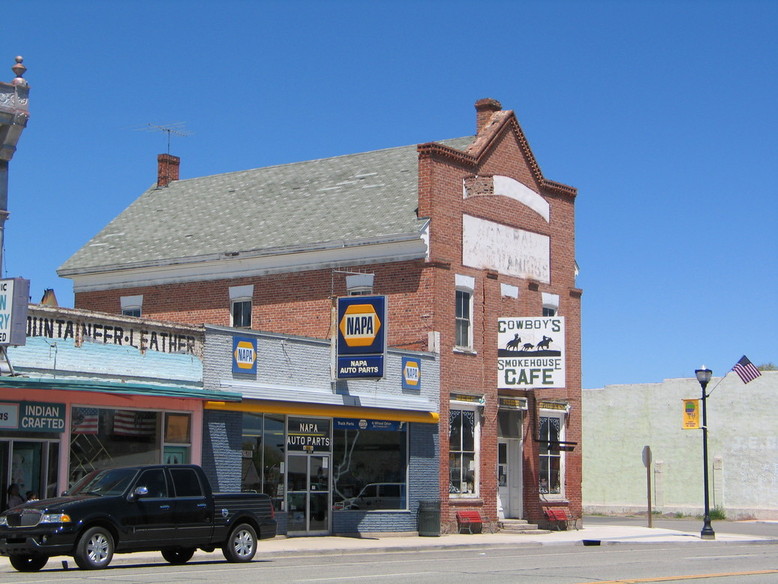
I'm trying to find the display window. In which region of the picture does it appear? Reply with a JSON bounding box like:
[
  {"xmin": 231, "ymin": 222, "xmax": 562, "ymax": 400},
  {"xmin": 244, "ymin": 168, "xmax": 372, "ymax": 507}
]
[
  {"xmin": 332, "ymin": 421, "xmax": 407, "ymax": 511},
  {"xmin": 241, "ymin": 413, "xmax": 285, "ymax": 510},
  {"xmin": 69, "ymin": 407, "xmax": 191, "ymax": 486}
]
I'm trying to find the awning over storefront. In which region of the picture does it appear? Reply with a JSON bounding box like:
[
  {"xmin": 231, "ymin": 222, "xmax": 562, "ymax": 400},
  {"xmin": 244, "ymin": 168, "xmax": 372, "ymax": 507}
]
[
  {"xmin": 205, "ymin": 398, "xmax": 439, "ymax": 424},
  {"xmin": 210, "ymin": 379, "xmax": 439, "ymax": 423},
  {"xmin": 0, "ymin": 376, "xmax": 242, "ymax": 402}
]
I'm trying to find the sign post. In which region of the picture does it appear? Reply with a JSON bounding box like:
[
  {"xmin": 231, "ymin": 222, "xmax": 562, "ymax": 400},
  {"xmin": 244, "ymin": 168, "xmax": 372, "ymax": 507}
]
[{"xmin": 642, "ymin": 445, "xmax": 653, "ymax": 528}]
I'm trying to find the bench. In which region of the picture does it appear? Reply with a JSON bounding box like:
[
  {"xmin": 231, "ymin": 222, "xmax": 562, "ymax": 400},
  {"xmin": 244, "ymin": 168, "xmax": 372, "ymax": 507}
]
[
  {"xmin": 543, "ymin": 506, "xmax": 568, "ymax": 530},
  {"xmin": 456, "ymin": 510, "xmax": 483, "ymax": 534}
]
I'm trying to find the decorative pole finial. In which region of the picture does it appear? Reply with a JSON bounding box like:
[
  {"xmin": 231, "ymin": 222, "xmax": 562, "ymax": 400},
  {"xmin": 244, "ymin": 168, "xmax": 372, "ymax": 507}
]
[{"xmin": 11, "ymin": 56, "xmax": 27, "ymax": 87}]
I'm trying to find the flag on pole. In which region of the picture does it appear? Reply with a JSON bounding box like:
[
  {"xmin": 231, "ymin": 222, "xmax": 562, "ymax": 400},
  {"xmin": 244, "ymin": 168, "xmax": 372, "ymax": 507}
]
[{"xmin": 732, "ymin": 355, "xmax": 761, "ymax": 384}]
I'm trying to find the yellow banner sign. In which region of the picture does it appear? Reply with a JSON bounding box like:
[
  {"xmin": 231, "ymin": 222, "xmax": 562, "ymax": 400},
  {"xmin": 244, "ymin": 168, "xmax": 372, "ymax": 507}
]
[{"xmin": 682, "ymin": 399, "xmax": 700, "ymax": 430}]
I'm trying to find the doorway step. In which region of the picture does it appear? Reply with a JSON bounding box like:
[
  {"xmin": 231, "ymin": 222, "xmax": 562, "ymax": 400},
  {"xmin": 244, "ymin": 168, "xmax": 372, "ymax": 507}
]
[{"xmin": 498, "ymin": 519, "xmax": 550, "ymax": 534}]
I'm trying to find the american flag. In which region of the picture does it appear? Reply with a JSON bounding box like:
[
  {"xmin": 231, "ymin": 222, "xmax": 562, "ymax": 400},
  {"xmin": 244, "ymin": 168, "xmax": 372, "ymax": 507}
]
[
  {"xmin": 113, "ymin": 410, "xmax": 157, "ymax": 437},
  {"xmin": 72, "ymin": 407, "xmax": 99, "ymax": 434},
  {"xmin": 732, "ymin": 355, "xmax": 762, "ymax": 384}
]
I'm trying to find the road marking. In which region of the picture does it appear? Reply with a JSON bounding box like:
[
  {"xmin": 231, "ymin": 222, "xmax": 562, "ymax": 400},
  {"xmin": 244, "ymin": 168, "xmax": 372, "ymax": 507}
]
[
  {"xmin": 298, "ymin": 571, "xmax": 432, "ymax": 582},
  {"xmin": 575, "ymin": 569, "xmax": 778, "ymax": 583}
]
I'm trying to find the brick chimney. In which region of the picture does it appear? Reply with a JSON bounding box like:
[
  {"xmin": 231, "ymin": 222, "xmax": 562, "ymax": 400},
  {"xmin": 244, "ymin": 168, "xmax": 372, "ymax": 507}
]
[
  {"xmin": 475, "ymin": 98, "xmax": 502, "ymax": 133},
  {"xmin": 157, "ymin": 153, "xmax": 180, "ymax": 188}
]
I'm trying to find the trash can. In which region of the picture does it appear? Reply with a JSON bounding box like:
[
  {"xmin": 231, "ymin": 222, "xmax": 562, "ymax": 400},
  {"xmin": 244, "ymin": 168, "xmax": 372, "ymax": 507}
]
[{"xmin": 417, "ymin": 500, "xmax": 441, "ymax": 537}]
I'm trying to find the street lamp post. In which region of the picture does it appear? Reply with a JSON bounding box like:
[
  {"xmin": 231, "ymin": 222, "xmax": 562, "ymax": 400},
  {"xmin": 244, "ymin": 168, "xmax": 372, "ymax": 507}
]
[{"xmin": 695, "ymin": 367, "xmax": 715, "ymax": 540}]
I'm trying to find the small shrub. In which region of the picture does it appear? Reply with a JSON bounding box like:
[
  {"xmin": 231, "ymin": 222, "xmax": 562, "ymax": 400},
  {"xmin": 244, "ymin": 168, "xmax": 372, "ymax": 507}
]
[{"xmin": 709, "ymin": 506, "xmax": 727, "ymax": 520}]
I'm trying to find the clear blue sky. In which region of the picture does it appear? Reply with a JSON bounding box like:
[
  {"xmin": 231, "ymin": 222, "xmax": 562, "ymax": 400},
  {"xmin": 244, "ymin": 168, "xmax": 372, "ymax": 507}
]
[{"xmin": 3, "ymin": 0, "xmax": 776, "ymax": 389}]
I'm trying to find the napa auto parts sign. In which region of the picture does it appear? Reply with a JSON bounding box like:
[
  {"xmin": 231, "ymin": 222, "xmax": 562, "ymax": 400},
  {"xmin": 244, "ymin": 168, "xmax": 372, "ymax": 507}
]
[
  {"xmin": 497, "ymin": 317, "xmax": 565, "ymax": 389},
  {"xmin": 232, "ymin": 336, "xmax": 257, "ymax": 375},
  {"xmin": 335, "ymin": 296, "xmax": 386, "ymax": 379}
]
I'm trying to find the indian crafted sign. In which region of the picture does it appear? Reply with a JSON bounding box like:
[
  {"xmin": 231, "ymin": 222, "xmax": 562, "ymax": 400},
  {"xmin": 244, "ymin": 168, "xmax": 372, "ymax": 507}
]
[
  {"xmin": 0, "ymin": 278, "xmax": 30, "ymax": 346},
  {"xmin": 336, "ymin": 296, "xmax": 386, "ymax": 379},
  {"xmin": 497, "ymin": 317, "xmax": 565, "ymax": 389}
]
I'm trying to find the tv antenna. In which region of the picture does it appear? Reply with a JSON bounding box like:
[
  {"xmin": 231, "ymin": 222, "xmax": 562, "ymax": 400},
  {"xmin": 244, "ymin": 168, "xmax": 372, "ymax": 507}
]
[{"xmin": 137, "ymin": 122, "xmax": 192, "ymax": 153}]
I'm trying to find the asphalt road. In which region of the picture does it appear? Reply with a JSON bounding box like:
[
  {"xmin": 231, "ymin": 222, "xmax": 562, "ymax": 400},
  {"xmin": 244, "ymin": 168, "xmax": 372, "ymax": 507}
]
[{"xmin": 2, "ymin": 541, "xmax": 778, "ymax": 584}]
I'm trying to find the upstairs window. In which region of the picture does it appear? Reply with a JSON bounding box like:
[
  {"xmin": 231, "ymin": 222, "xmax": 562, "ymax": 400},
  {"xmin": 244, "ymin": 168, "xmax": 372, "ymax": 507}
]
[
  {"xmin": 542, "ymin": 292, "xmax": 559, "ymax": 317},
  {"xmin": 120, "ymin": 295, "xmax": 143, "ymax": 317},
  {"xmin": 346, "ymin": 273, "xmax": 374, "ymax": 296},
  {"xmin": 455, "ymin": 275, "xmax": 475, "ymax": 350},
  {"xmin": 229, "ymin": 285, "xmax": 254, "ymax": 329}
]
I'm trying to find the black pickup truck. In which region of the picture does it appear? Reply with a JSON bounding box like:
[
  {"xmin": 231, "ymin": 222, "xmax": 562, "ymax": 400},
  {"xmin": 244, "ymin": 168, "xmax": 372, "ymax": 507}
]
[{"xmin": 0, "ymin": 464, "xmax": 276, "ymax": 571}]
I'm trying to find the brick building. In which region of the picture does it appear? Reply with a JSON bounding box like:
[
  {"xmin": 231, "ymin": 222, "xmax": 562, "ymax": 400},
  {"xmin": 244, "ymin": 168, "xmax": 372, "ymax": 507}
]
[{"xmin": 59, "ymin": 99, "xmax": 582, "ymax": 532}]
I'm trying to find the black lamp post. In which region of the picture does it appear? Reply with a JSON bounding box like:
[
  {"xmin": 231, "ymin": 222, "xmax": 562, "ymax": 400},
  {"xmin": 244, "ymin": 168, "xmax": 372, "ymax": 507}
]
[{"xmin": 695, "ymin": 367, "xmax": 715, "ymax": 540}]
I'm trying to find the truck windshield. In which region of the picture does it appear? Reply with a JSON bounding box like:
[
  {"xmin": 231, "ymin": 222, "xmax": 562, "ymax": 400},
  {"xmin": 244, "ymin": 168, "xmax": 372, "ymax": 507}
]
[{"xmin": 69, "ymin": 468, "xmax": 138, "ymax": 496}]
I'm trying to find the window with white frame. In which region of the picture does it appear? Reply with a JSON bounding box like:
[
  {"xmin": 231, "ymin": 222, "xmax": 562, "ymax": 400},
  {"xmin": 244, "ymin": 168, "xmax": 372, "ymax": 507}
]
[
  {"xmin": 345, "ymin": 273, "xmax": 374, "ymax": 296},
  {"xmin": 542, "ymin": 292, "xmax": 559, "ymax": 317},
  {"xmin": 229, "ymin": 285, "xmax": 254, "ymax": 329},
  {"xmin": 120, "ymin": 295, "xmax": 143, "ymax": 317},
  {"xmin": 538, "ymin": 411, "xmax": 565, "ymax": 495},
  {"xmin": 449, "ymin": 404, "xmax": 479, "ymax": 495},
  {"xmin": 455, "ymin": 275, "xmax": 475, "ymax": 350}
]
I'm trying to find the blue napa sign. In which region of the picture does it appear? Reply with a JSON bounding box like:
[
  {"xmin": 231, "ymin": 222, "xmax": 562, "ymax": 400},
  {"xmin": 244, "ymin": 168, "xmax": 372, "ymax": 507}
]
[
  {"xmin": 232, "ymin": 336, "xmax": 257, "ymax": 375},
  {"xmin": 335, "ymin": 296, "xmax": 386, "ymax": 379},
  {"xmin": 401, "ymin": 356, "xmax": 421, "ymax": 390}
]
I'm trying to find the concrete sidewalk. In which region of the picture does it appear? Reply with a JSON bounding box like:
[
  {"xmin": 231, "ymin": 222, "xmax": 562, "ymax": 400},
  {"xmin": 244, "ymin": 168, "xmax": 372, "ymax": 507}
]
[{"xmin": 3, "ymin": 523, "xmax": 776, "ymax": 570}]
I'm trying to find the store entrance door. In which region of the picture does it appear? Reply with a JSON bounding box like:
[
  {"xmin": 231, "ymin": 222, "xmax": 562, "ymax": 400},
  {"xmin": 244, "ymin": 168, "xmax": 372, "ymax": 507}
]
[
  {"xmin": 286, "ymin": 454, "xmax": 330, "ymax": 535},
  {"xmin": 497, "ymin": 438, "xmax": 523, "ymax": 519},
  {"xmin": 1, "ymin": 440, "xmax": 60, "ymax": 511}
]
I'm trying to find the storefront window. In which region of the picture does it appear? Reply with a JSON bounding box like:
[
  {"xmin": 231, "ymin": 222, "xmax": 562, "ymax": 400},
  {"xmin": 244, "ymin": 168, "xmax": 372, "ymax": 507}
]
[
  {"xmin": 449, "ymin": 408, "xmax": 478, "ymax": 495},
  {"xmin": 69, "ymin": 407, "xmax": 180, "ymax": 486},
  {"xmin": 332, "ymin": 420, "xmax": 407, "ymax": 510},
  {"xmin": 241, "ymin": 413, "xmax": 285, "ymax": 510},
  {"xmin": 539, "ymin": 414, "xmax": 563, "ymax": 495},
  {"xmin": 163, "ymin": 413, "xmax": 191, "ymax": 464}
]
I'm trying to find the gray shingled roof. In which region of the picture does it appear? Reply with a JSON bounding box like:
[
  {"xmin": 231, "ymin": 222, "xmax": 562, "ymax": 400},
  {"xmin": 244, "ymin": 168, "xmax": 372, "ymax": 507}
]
[{"xmin": 59, "ymin": 137, "xmax": 474, "ymax": 274}]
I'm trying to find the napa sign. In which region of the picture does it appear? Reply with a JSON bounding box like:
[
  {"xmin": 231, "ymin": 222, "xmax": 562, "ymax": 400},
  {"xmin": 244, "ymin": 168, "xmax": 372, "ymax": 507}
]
[
  {"xmin": 497, "ymin": 317, "xmax": 565, "ymax": 389},
  {"xmin": 232, "ymin": 336, "xmax": 257, "ymax": 375},
  {"xmin": 335, "ymin": 296, "xmax": 386, "ymax": 379}
]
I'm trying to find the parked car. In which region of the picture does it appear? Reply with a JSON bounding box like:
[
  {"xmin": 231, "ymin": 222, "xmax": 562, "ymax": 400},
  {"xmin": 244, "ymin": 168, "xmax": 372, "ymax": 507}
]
[{"xmin": 0, "ymin": 464, "xmax": 276, "ymax": 571}]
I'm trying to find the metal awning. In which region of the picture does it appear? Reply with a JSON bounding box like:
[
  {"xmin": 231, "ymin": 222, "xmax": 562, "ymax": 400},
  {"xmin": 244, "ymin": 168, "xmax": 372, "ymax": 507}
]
[{"xmin": 0, "ymin": 376, "xmax": 242, "ymax": 402}]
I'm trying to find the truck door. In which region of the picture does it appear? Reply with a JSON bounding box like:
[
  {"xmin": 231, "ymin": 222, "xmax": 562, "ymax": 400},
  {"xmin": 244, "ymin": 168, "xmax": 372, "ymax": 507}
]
[
  {"xmin": 169, "ymin": 467, "xmax": 213, "ymax": 546},
  {"xmin": 125, "ymin": 468, "xmax": 176, "ymax": 544}
]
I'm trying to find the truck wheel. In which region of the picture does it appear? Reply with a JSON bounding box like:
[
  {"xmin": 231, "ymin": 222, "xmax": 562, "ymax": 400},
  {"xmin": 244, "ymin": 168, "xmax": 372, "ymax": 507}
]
[
  {"xmin": 222, "ymin": 522, "xmax": 257, "ymax": 562},
  {"xmin": 162, "ymin": 547, "xmax": 196, "ymax": 564},
  {"xmin": 9, "ymin": 554, "xmax": 48, "ymax": 572},
  {"xmin": 74, "ymin": 526, "xmax": 114, "ymax": 569}
]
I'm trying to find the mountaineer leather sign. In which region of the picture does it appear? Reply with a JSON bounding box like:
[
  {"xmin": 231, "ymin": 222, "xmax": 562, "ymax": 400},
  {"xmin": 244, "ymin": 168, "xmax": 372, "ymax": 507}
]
[{"xmin": 497, "ymin": 317, "xmax": 565, "ymax": 389}]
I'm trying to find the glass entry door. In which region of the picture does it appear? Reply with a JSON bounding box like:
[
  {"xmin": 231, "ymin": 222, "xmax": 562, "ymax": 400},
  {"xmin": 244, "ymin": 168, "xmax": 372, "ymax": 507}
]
[{"xmin": 286, "ymin": 454, "xmax": 330, "ymax": 535}]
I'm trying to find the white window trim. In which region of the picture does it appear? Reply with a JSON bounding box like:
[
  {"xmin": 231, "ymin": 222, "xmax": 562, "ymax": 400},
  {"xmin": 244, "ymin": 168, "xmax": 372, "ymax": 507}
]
[
  {"xmin": 229, "ymin": 285, "xmax": 254, "ymax": 300},
  {"xmin": 539, "ymin": 408, "xmax": 566, "ymax": 500},
  {"xmin": 454, "ymin": 275, "xmax": 475, "ymax": 352},
  {"xmin": 229, "ymin": 285, "xmax": 254, "ymax": 328},
  {"xmin": 448, "ymin": 402, "xmax": 481, "ymax": 499},
  {"xmin": 542, "ymin": 292, "xmax": 559, "ymax": 316},
  {"xmin": 120, "ymin": 295, "xmax": 143, "ymax": 316},
  {"xmin": 501, "ymin": 283, "xmax": 519, "ymax": 299}
]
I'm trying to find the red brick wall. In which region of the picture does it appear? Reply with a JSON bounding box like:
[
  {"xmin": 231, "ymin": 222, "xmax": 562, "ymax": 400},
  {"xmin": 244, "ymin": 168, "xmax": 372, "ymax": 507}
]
[{"xmin": 75, "ymin": 103, "xmax": 582, "ymax": 531}]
